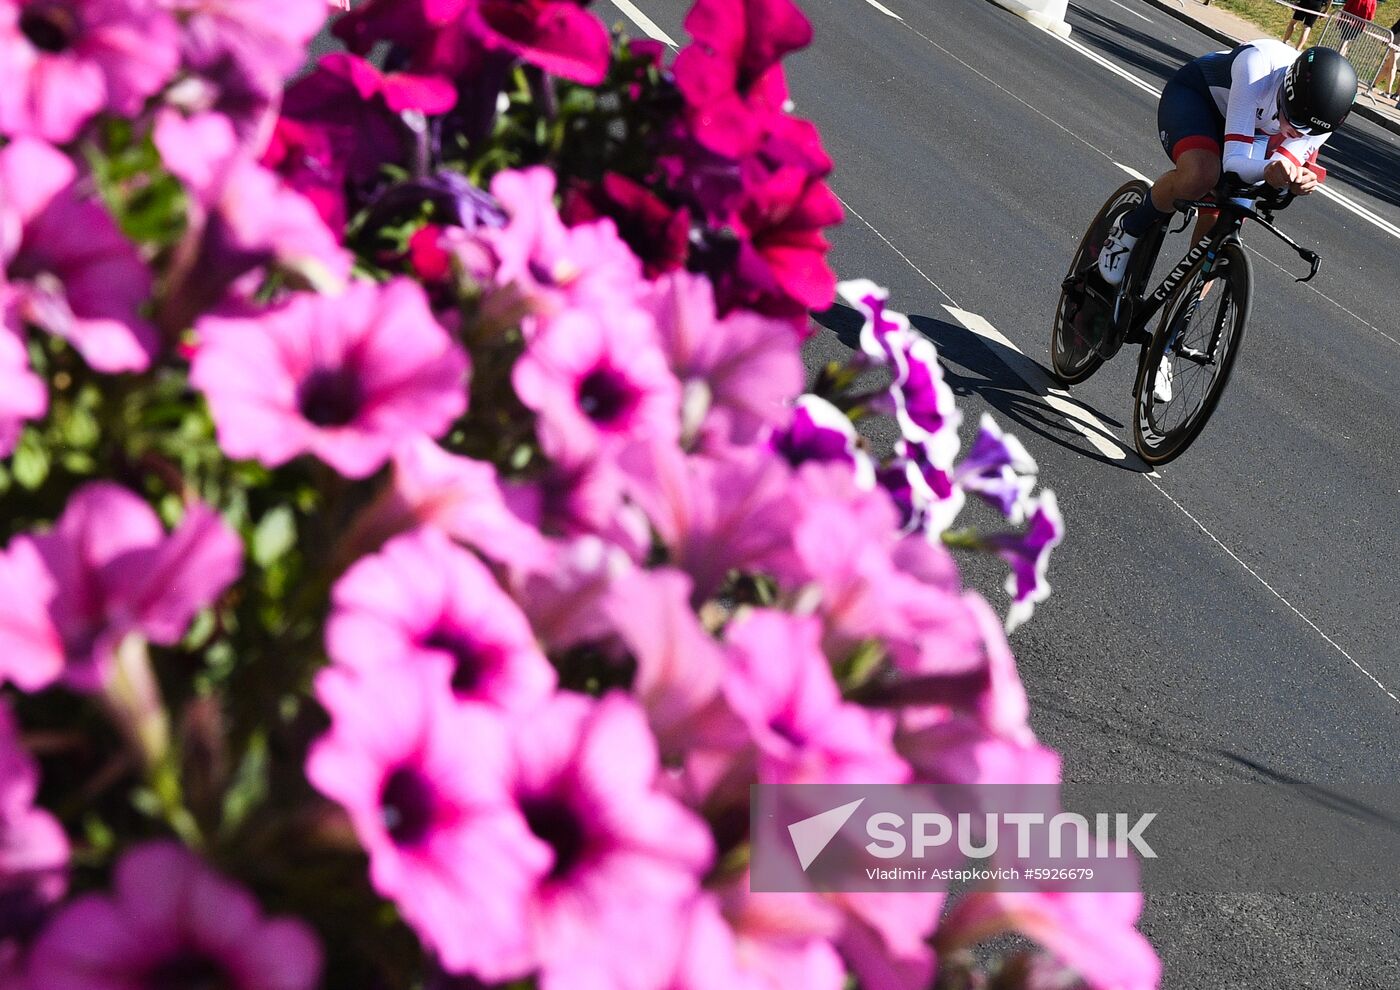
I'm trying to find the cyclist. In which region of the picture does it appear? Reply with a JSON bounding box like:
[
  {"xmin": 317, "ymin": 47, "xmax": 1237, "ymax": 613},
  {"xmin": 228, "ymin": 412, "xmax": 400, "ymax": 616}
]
[{"xmin": 1097, "ymin": 41, "xmax": 1358, "ymax": 286}]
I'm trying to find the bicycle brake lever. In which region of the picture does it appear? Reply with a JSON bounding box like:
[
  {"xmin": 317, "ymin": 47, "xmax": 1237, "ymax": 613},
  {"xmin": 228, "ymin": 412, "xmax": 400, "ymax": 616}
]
[{"xmin": 1296, "ymin": 250, "xmax": 1321, "ymax": 283}]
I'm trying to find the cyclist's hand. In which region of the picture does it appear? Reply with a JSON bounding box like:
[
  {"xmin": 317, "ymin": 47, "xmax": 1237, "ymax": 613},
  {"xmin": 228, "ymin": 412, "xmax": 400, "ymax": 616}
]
[
  {"xmin": 1264, "ymin": 158, "xmax": 1299, "ymax": 190},
  {"xmin": 1289, "ymin": 167, "xmax": 1320, "ymax": 196}
]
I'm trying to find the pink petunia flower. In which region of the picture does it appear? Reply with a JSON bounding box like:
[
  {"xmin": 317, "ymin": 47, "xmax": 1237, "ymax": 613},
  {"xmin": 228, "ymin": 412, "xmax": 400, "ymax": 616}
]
[
  {"xmin": 0, "ymin": 138, "xmax": 157, "ymax": 372},
  {"xmin": 671, "ymin": 887, "xmax": 845, "ymax": 990},
  {"xmin": 306, "ymin": 662, "xmax": 545, "ymax": 979},
  {"xmin": 0, "ymin": 0, "xmax": 179, "ymax": 142},
  {"xmin": 485, "ymin": 167, "xmax": 643, "ymax": 326},
  {"xmin": 721, "ymin": 609, "xmax": 908, "ymax": 785},
  {"xmin": 153, "ymin": 110, "xmax": 352, "ymax": 326},
  {"xmin": 673, "ymin": 0, "xmax": 813, "ymax": 158},
  {"xmin": 25, "ymin": 841, "xmax": 321, "ymax": 990},
  {"xmin": 512, "ymin": 301, "xmax": 679, "ymax": 467},
  {"xmin": 618, "ymin": 443, "xmax": 795, "ymax": 601},
  {"xmin": 0, "ymin": 699, "xmax": 68, "ymax": 949},
  {"xmin": 326, "ymin": 528, "xmax": 555, "ymax": 710},
  {"xmin": 641, "ymin": 270, "xmax": 803, "ymax": 447},
  {"xmin": 175, "ymin": 0, "xmax": 328, "ymax": 93},
  {"xmin": 497, "ymin": 692, "xmax": 714, "ymax": 990},
  {"xmin": 0, "ymin": 298, "xmax": 45, "ymax": 457},
  {"xmin": 0, "ymin": 482, "xmax": 242, "ymax": 692},
  {"xmin": 938, "ymin": 888, "xmax": 1160, "ymax": 990},
  {"xmin": 375, "ymin": 437, "xmax": 555, "ymax": 575},
  {"xmin": 600, "ymin": 566, "xmax": 727, "ymax": 757},
  {"xmin": 191, "ymin": 278, "xmax": 468, "ymax": 478}
]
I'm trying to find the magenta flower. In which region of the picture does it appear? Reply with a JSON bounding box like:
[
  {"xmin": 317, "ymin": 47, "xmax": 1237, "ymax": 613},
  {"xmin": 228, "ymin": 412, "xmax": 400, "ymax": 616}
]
[
  {"xmin": 327, "ymin": 528, "xmax": 555, "ymax": 709},
  {"xmin": 504, "ymin": 456, "xmax": 650, "ymax": 561},
  {"xmin": 641, "ymin": 271, "xmax": 803, "ymax": 446},
  {"xmin": 280, "ymin": 52, "xmax": 456, "ymax": 186},
  {"xmin": 673, "ymin": 0, "xmax": 813, "ymax": 158},
  {"xmin": 618, "ymin": 443, "xmax": 795, "ymax": 600},
  {"xmin": 154, "ymin": 111, "xmax": 352, "ymax": 323},
  {"xmin": 484, "ymin": 167, "xmax": 642, "ymax": 325},
  {"xmin": 176, "ymin": 0, "xmax": 328, "ymax": 93},
  {"xmin": 306, "ymin": 662, "xmax": 545, "ymax": 979},
  {"xmin": 837, "ymin": 278, "xmax": 910, "ymax": 365},
  {"xmin": 0, "ymin": 138, "xmax": 157, "ymax": 372},
  {"xmin": 768, "ymin": 394, "xmax": 874, "ymax": 488},
  {"xmin": 985, "ymin": 492, "xmax": 1064, "ymax": 631},
  {"xmin": 0, "ymin": 482, "xmax": 242, "ymax": 692},
  {"xmin": 0, "ymin": 0, "xmax": 179, "ymax": 141},
  {"xmin": 498, "ymin": 692, "xmax": 714, "ymax": 989},
  {"xmin": 516, "ymin": 535, "xmax": 633, "ymax": 652},
  {"xmin": 191, "ymin": 278, "xmax": 469, "ymax": 478},
  {"xmin": 563, "ymin": 174, "xmax": 692, "ymax": 280},
  {"xmin": 384, "ymin": 438, "xmax": 555, "ymax": 575},
  {"xmin": 671, "ymin": 888, "xmax": 845, "ymax": 990},
  {"xmin": 466, "ymin": 0, "xmax": 611, "ymax": 85},
  {"xmin": 957, "ymin": 413, "xmax": 1038, "ymax": 523},
  {"xmin": 722, "ymin": 160, "xmax": 843, "ymax": 317},
  {"xmin": 939, "ymin": 889, "xmax": 1160, "ymax": 990},
  {"xmin": 722, "ymin": 609, "xmax": 908, "ymax": 785},
  {"xmin": 25, "ymin": 841, "xmax": 321, "ymax": 990},
  {"xmin": 0, "ymin": 304, "xmax": 45, "ymax": 457},
  {"xmin": 512, "ymin": 302, "xmax": 679, "ymax": 467},
  {"xmin": 600, "ymin": 567, "xmax": 726, "ymax": 756},
  {"xmin": 0, "ymin": 700, "xmax": 68, "ymax": 947},
  {"xmin": 884, "ymin": 331, "xmax": 961, "ymax": 461},
  {"xmin": 332, "ymin": 0, "xmax": 477, "ymax": 76}
]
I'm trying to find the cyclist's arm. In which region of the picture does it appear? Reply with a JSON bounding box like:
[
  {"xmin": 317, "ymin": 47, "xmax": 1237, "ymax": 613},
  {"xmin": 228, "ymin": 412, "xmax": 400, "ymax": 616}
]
[{"xmin": 1221, "ymin": 45, "xmax": 1277, "ymax": 184}]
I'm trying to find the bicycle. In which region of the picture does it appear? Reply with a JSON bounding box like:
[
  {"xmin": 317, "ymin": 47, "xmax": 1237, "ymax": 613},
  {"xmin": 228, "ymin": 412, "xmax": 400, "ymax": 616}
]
[{"xmin": 1050, "ymin": 174, "xmax": 1321, "ymax": 465}]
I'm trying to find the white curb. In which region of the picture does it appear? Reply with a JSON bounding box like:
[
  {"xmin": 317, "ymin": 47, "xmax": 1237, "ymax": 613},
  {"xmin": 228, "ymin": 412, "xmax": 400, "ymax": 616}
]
[{"xmin": 989, "ymin": 0, "xmax": 1073, "ymax": 37}]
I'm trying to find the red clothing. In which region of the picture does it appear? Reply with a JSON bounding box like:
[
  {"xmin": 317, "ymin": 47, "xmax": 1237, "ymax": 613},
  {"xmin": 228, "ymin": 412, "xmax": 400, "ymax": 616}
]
[{"xmin": 1344, "ymin": 0, "xmax": 1377, "ymax": 20}]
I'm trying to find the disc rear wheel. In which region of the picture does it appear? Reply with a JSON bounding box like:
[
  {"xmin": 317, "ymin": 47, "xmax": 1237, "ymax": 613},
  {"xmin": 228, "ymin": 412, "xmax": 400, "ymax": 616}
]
[{"xmin": 1051, "ymin": 180, "xmax": 1148, "ymax": 384}]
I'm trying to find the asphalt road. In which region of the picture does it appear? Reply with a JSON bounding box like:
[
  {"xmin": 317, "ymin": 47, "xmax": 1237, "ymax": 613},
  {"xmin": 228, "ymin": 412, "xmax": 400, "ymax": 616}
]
[{"xmin": 595, "ymin": 0, "xmax": 1400, "ymax": 985}]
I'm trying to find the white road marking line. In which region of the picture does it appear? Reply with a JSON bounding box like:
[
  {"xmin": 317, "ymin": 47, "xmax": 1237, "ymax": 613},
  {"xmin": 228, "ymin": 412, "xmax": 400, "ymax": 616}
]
[
  {"xmin": 605, "ymin": 0, "xmax": 677, "ymax": 46},
  {"xmin": 1052, "ymin": 31, "xmax": 1162, "ymax": 96},
  {"xmin": 1315, "ymin": 183, "xmax": 1400, "ymax": 239},
  {"xmin": 860, "ymin": 0, "xmax": 904, "ymax": 19},
  {"xmin": 834, "ymin": 192, "xmax": 962, "ymax": 308},
  {"xmin": 835, "ymin": 198, "xmax": 1392, "ymax": 710},
  {"xmin": 944, "ymin": 307, "xmax": 1142, "ymax": 466},
  {"xmin": 1115, "ymin": 161, "xmax": 1153, "ymax": 182},
  {"xmin": 1142, "ymin": 475, "xmax": 1400, "ymax": 709},
  {"xmin": 1105, "ymin": 0, "xmax": 1153, "ymax": 22}
]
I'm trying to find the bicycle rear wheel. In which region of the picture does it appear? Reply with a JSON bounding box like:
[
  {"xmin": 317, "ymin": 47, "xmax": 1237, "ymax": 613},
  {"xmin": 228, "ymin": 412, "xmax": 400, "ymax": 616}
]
[
  {"xmin": 1131, "ymin": 242, "xmax": 1251, "ymax": 465},
  {"xmin": 1051, "ymin": 180, "xmax": 1149, "ymax": 385}
]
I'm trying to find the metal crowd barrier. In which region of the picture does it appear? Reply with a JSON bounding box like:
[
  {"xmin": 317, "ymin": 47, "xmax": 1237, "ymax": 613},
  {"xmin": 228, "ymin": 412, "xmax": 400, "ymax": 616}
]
[{"xmin": 1313, "ymin": 10, "xmax": 1395, "ymax": 103}]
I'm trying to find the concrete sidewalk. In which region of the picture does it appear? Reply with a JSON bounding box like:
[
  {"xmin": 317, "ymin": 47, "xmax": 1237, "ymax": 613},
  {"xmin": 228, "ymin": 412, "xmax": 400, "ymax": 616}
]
[{"xmin": 1136, "ymin": 0, "xmax": 1400, "ymax": 136}]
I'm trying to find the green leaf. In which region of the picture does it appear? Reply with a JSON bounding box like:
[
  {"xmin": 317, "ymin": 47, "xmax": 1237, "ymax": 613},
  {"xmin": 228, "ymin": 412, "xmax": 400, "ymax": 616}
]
[
  {"xmin": 251, "ymin": 506, "xmax": 296, "ymax": 567},
  {"xmin": 11, "ymin": 429, "xmax": 49, "ymax": 490}
]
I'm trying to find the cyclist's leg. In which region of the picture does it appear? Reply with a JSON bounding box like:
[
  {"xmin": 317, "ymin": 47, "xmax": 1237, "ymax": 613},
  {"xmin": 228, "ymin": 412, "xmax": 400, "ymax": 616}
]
[{"xmin": 1118, "ymin": 71, "xmax": 1223, "ymax": 240}]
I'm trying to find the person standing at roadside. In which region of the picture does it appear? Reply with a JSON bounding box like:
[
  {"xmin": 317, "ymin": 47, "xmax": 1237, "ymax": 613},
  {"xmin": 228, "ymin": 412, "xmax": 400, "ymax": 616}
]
[{"xmin": 1283, "ymin": 0, "xmax": 1329, "ymax": 49}]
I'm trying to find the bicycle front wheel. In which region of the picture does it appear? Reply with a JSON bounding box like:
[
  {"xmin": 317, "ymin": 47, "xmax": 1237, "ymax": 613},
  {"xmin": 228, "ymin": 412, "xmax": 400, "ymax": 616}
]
[
  {"xmin": 1131, "ymin": 242, "xmax": 1251, "ymax": 465},
  {"xmin": 1051, "ymin": 180, "xmax": 1149, "ymax": 385}
]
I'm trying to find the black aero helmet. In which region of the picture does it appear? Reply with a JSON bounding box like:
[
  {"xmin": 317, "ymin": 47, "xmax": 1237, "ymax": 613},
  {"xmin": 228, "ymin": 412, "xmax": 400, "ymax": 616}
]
[{"xmin": 1280, "ymin": 47, "xmax": 1358, "ymax": 134}]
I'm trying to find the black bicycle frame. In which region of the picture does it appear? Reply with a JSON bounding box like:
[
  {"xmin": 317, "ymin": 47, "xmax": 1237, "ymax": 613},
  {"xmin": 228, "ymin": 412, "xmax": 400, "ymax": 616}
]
[{"xmin": 1116, "ymin": 207, "xmax": 1243, "ymax": 347}]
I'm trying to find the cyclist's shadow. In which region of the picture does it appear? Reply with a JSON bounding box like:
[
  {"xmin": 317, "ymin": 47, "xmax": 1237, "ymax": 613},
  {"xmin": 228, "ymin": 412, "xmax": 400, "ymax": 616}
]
[{"xmin": 813, "ymin": 303, "xmax": 1150, "ymax": 472}]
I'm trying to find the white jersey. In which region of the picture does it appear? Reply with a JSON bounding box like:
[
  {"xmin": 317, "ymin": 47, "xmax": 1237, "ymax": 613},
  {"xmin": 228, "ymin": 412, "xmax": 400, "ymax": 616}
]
[{"xmin": 1194, "ymin": 40, "xmax": 1330, "ymax": 183}]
